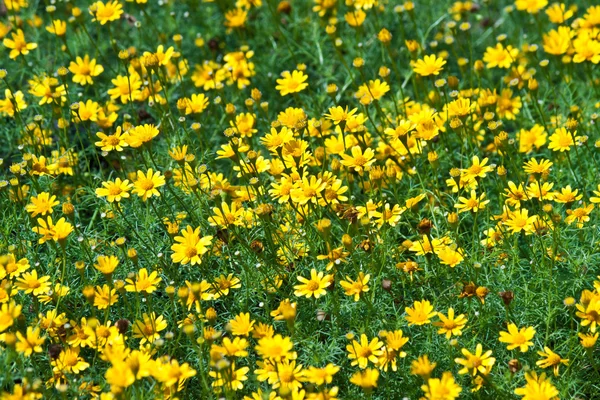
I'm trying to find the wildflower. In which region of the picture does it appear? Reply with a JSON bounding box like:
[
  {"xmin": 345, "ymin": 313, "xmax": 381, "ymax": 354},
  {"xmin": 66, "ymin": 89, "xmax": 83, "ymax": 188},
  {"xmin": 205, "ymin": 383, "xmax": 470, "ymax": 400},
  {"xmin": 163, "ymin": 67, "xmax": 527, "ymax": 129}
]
[
  {"xmin": 290, "ymin": 175, "xmax": 326, "ymax": 205},
  {"xmin": 91, "ymin": 0, "xmax": 124, "ymax": 25},
  {"xmin": 52, "ymin": 347, "xmax": 90, "ymax": 374},
  {"xmin": 576, "ymin": 296, "xmax": 600, "ymax": 332},
  {"xmin": 0, "ymin": 301, "xmax": 22, "ymax": 332},
  {"xmin": 108, "ymin": 74, "xmax": 142, "ymax": 104},
  {"xmin": 412, "ymin": 54, "xmax": 447, "ymax": 76},
  {"xmin": 230, "ymin": 312, "xmax": 255, "ymax": 336},
  {"xmin": 95, "ymin": 178, "xmax": 133, "ymax": 203},
  {"xmin": 3, "ymin": 29, "xmax": 37, "ymax": 59},
  {"xmin": 355, "ymin": 79, "xmax": 390, "ymax": 104},
  {"xmin": 349, "ymin": 368, "xmax": 379, "ymax": 390},
  {"xmin": 548, "ymin": 127, "xmax": 575, "ymax": 152},
  {"xmin": 305, "ymin": 364, "xmax": 340, "ymax": 386},
  {"xmin": 171, "ymin": 226, "xmax": 213, "ymax": 265},
  {"xmin": 421, "ymin": 372, "xmax": 462, "ymax": 400},
  {"xmin": 454, "ymin": 190, "xmax": 490, "ymax": 213},
  {"xmin": 436, "ymin": 247, "xmax": 464, "ymax": 267},
  {"xmin": 519, "ymin": 125, "xmax": 547, "ymax": 153},
  {"xmin": 455, "ymin": 344, "xmax": 496, "ymax": 376},
  {"xmin": 94, "ymin": 255, "xmax": 119, "ymax": 276},
  {"xmin": 514, "ymin": 372, "xmax": 559, "ymax": 400},
  {"xmin": 126, "ymin": 124, "xmax": 160, "ymax": 148},
  {"xmin": 579, "ymin": 332, "xmax": 599, "ymax": 348},
  {"xmin": 294, "ymin": 269, "xmax": 332, "ymax": 299},
  {"xmin": 345, "ymin": 10, "xmax": 367, "ymax": 27},
  {"xmin": 340, "ymin": 146, "xmax": 376, "ymax": 173},
  {"xmin": 69, "ymin": 55, "xmax": 104, "ymax": 86},
  {"xmin": 346, "ymin": 334, "xmax": 384, "ymax": 369},
  {"xmin": 499, "ymin": 323, "xmax": 536, "ymax": 352},
  {"xmin": 271, "ymin": 299, "xmax": 297, "ymax": 322},
  {"xmin": 26, "ymin": 192, "xmax": 59, "ymax": 217},
  {"xmin": 46, "ymin": 20, "xmax": 67, "ymax": 36},
  {"xmin": 95, "ymin": 127, "xmax": 130, "ymax": 152},
  {"xmin": 93, "ymin": 285, "xmax": 119, "ymax": 309},
  {"xmin": 523, "ymin": 158, "xmax": 553, "ymax": 175},
  {"xmin": 132, "ymin": 169, "xmax": 165, "ymax": 201},
  {"xmin": 565, "ymin": 204, "xmax": 594, "ymax": 227},
  {"xmin": 483, "ymin": 43, "xmax": 518, "ymax": 69},
  {"xmin": 255, "ymin": 334, "xmax": 294, "ymax": 361},
  {"xmin": 536, "ymin": 347, "xmax": 568, "ymax": 376},
  {"xmin": 124, "ymin": 268, "xmax": 162, "ymax": 293},
  {"xmin": 276, "ymin": 70, "xmax": 308, "ymax": 96},
  {"xmin": 434, "ymin": 308, "xmax": 468, "ymax": 339},
  {"xmin": 209, "ymin": 362, "xmax": 249, "ymax": 392},
  {"xmin": 411, "ymin": 355, "xmax": 437, "ymax": 378},
  {"xmin": 504, "ymin": 208, "xmax": 537, "ymax": 234},
  {"xmin": 15, "ymin": 327, "xmax": 45, "ymax": 356},
  {"xmin": 515, "ymin": 0, "xmax": 548, "ymax": 14},
  {"xmin": 184, "ymin": 93, "xmax": 209, "ymax": 114},
  {"xmin": 405, "ymin": 300, "xmax": 437, "ymax": 326},
  {"xmin": 340, "ymin": 272, "xmax": 370, "ymax": 301}
]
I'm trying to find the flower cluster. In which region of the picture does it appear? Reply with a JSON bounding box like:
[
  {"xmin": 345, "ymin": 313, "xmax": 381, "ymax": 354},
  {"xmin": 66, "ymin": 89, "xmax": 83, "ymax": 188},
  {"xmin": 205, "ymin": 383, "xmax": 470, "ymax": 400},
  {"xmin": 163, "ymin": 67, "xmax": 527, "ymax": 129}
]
[{"xmin": 0, "ymin": 0, "xmax": 600, "ymax": 399}]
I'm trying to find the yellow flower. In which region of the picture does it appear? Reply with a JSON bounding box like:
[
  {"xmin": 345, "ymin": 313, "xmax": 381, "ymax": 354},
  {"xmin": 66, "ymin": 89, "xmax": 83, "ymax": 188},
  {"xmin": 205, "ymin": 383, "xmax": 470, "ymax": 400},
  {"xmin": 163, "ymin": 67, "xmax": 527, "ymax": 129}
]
[
  {"xmin": 515, "ymin": 0, "xmax": 548, "ymax": 14},
  {"xmin": 91, "ymin": 0, "xmax": 124, "ymax": 25},
  {"xmin": 94, "ymin": 255, "xmax": 119, "ymax": 275},
  {"xmin": 578, "ymin": 332, "xmax": 599, "ymax": 348},
  {"xmin": 224, "ymin": 8, "xmax": 248, "ymax": 30},
  {"xmin": 546, "ymin": 3, "xmax": 573, "ymax": 23},
  {"xmin": 209, "ymin": 201, "xmax": 244, "ymax": 228},
  {"xmin": 46, "ymin": 20, "xmax": 67, "ymax": 36},
  {"xmin": 483, "ymin": 43, "xmax": 518, "ymax": 69},
  {"xmin": 412, "ymin": 54, "xmax": 446, "ymax": 76},
  {"xmin": 171, "ymin": 226, "xmax": 213, "ymax": 265},
  {"xmin": 230, "ymin": 312, "xmax": 255, "ymax": 336},
  {"xmin": 294, "ymin": 269, "xmax": 332, "ymax": 299},
  {"xmin": 411, "ymin": 355, "xmax": 437, "ymax": 378},
  {"xmin": 95, "ymin": 178, "xmax": 133, "ymax": 203},
  {"xmin": 126, "ymin": 124, "xmax": 160, "ymax": 148},
  {"xmin": 132, "ymin": 312, "xmax": 168, "ymax": 344},
  {"xmin": 276, "ymin": 70, "xmax": 309, "ymax": 96},
  {"xmin": 536, "ymin": 347, "xmax": 569, "ymax": 376},
  {"xmin": 349, "ymin": 368, "xmax": 379, "ymax": 389},
  {"xmin": 95, "ymin": 126, "xmax": 130, "ymax": 152},
  {"xmin": 454, "ymin": 344, "xmax": 496, "ymax": 376},
  {"xmin": 255, "ymin": 334, "xmax": 294, "ymax": 361},
  {"xmin": 124, "ymin": 268, "xmax": 162, "ymax": 293},
  {"xmin": 52, "ymin": 347, "xmax": 90, "ymax": 374},
  {"xmin": 434, "ymin": 308, "xmax": 468, "ymax": 339},
  {"xmin": 499, "ymin": 323, "xmax": 536, "ymax": 352},
  {"xmin": 514, "ymin": 372, "xmax": 559, "ymax": 399},
  {"xmin": 340, "ymin": 145, "xmax": 376, "ymax": 173},
  {"xmin": 454, "ymin": 190, "xmax": 490, "ymax": 213},
  {"xmin": 355, "ymin": 79, "xmax": 390, "ymax": 104},
  {"xmin": 405, "ymin": 300, "xmax": 437, "ymax": 326},
  {"xmin": 108, "ymin": 74, "xmax": 142, "ymax": 104},
  {"xmin": 3, "ymin": 29, "xmax": 37, "ymax": 59},
  {"xmin": 16, "ymin": 327, "xmax": 45, "ymax": 356},
  {"xmin": 0, "ymin": 301, "xmax": 22, "ymax": 332},
  {"xmin": 345, "ymin": 9, "xmax": 366, "ymax": 27},
  {"xmin": 304, "ymin": 363, "xmax": 340, "ymax": 386},
  {"xmin": 69, "ymin": 55, "xmax": 104, "ymax": 86},
  {"xmin": 133, "ymin": 169, "xmax": 165, "ymax": 201},
  {"xmin": 503, "ymin": 208, "xmax": 537, "ymax": 234},
  {"xmin": 548, "ymin": 127, "xmax": 576, "ymax": 152},
  {"xmin": 93, "ymin": 284, "xmax": 119, "ymax": 309},
  {"xmin": 26, "ymin": 192, "xmax": 59, "ymax": 217},
  {"xmin": 340, "ymin": 272, "xmax": 370, "ymax": 301},
  {"xmin": 421, "ymin": 372, "xmax": 462, "ymax": 400}
]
